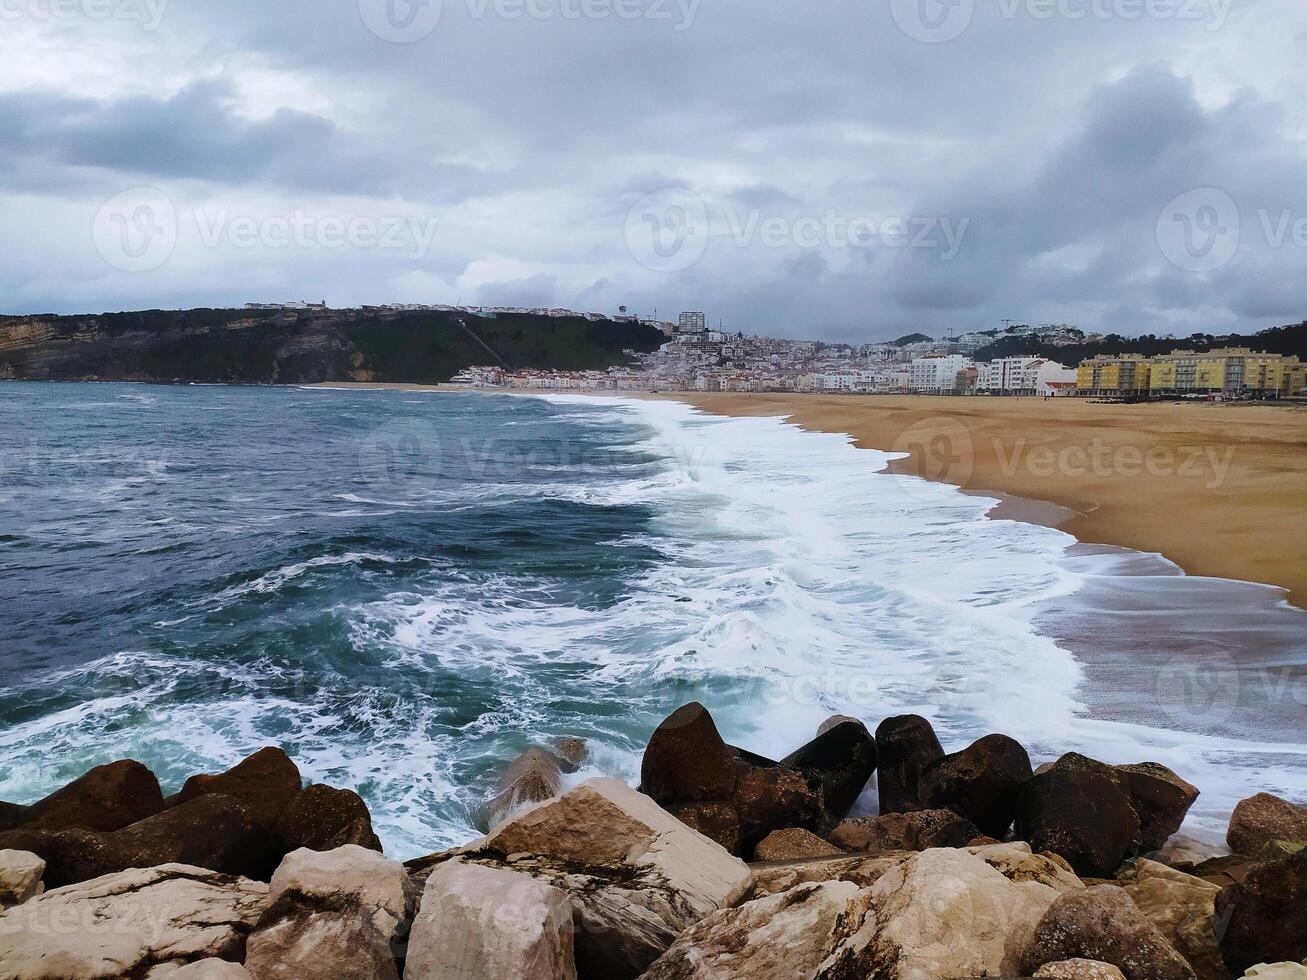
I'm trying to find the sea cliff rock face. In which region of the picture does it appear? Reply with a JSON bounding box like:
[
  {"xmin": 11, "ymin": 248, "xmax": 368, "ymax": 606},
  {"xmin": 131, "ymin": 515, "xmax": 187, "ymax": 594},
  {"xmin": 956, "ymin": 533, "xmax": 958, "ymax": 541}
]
[{"xmin": 0, "ymin": 308, "xmax": 665, "ymax": 384}]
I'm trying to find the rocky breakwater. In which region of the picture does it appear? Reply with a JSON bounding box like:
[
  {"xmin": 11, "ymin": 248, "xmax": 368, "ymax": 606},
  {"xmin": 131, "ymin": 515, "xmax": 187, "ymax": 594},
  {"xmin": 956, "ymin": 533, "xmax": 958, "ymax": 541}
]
[{"xmin": 2, "ymin": 705, "xmax": 1307, "ymax": 978}]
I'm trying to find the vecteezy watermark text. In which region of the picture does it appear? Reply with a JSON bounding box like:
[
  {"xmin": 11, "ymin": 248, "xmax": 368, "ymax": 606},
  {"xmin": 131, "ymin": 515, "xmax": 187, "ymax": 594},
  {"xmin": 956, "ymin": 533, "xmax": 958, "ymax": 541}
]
[
  {"xmin": 92, "ymin": 189, "xmax": 439, "ymax": 272},
  {"xmin": 890, "ymin": 0, "xmax": 1232, "ymax": 43},
  {"xmin": 0, "ymin": 0, "xmax": 168, "ymax": 30},
  {"xmin": 357, "ymin": 0, "xmax": 698, "ymax": 43},
  {"xmin": 1157, "ymin": 187, "xmax": 1307, "ymax": 273},
  {"xmin": 624, "ymin": 187, "xmax": 971, "ymax": 273}
]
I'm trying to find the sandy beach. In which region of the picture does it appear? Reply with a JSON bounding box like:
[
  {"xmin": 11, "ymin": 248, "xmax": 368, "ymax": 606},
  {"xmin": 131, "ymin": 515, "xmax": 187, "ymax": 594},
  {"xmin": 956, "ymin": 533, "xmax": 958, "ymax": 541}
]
[
  {"xmin": 310, "ymin": 383, "xmax": 1307, "ymax": 609},
  {"xmin": 670, "ymin": 393, "xmax": 1307, "ymax": 610}
]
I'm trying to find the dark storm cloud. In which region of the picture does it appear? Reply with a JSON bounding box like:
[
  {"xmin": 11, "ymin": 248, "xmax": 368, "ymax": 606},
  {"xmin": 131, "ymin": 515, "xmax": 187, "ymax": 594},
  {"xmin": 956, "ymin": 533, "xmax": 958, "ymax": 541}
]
[{"xmin": 2, "ymin": 0, "xmax": 1305, "ymax": 333}]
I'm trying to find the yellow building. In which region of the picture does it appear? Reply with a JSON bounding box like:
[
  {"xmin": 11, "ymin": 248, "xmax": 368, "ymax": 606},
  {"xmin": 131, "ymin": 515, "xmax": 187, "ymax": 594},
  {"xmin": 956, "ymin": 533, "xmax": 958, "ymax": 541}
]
[
  {"xmin": 1146, "ymin": 348, "xmax": 1305, "ymax": 396},
  {"xmin": 1075, "ymin": 354, "xmax": 1152, "ymax": 396}
]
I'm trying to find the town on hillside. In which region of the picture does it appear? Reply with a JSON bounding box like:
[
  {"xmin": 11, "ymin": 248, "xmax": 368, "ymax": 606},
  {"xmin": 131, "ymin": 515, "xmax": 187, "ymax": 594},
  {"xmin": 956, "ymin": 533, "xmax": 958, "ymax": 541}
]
[{"xmin": 450, "ymin": 311, "xmax": 1307, "ymax": 400}]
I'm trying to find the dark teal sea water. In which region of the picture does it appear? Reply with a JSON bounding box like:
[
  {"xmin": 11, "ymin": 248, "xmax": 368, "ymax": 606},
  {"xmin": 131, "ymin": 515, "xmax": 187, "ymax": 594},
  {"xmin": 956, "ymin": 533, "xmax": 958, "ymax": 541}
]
[{"xmin": 2, "ymin": 383, "xmax": 1305, "ymax": 856}]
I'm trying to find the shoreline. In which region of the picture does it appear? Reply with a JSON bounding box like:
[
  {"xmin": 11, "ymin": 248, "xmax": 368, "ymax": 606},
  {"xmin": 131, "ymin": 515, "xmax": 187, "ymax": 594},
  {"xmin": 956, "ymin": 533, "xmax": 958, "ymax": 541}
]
[{"xmin": 306, "ymin": 382, "xmax": 1307, "ymax": 610}]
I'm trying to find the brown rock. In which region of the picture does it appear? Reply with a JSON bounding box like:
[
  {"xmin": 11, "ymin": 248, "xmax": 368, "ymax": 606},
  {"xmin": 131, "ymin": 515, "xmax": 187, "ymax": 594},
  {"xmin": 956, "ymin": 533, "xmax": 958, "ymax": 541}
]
[
  {"xmin": 641, "ymin": 702, "xmax": 740, "ymax": 804},
  {"xmin": 1123, "ymin": 859, "xmax": 1225, "ymax": 980},
  {"xmin": 245, "ymin": 902, "xmax": 399, "ymax": 980},
  {"xmin": 1016, "ymin": 753, "xmax": 1142, "ymax": 878},
  {"xmin": 0, "ymin": 793, "xmax": 276, "ymax": 888},
  {"xmin": 481, "ymin": 747, "xmax": 563, "ymax": 828},
  {"xmin": 551, "ymin": 736, "xmax": 589, "ymax": 770},
  {"xmin": 274, "ymin": 784, "xmax": 382, "ymax": 854},
  {"xmin": 919, "ymin": 733, "xmax": 1032, "ymax": 838},
  {"xmin": 0, "ymin": 802, "xmax": 29, "ymax": 832},
  {"xmin": 732, "ymin": 760, "xmax": 822, "ymax": 852},
  {"xmin": 1024, "ymin": 884, "xmax": 1197, "ymax": 980},
  {"xmin": 175, "ymin": 747, "xmax": 302, "ymax": 829},
  {"xmin": 1117, "ymin": 763, "xmax": 1200, "ymax": 853},
  {"xmin": 1226, "ymin": 793, "xmax": 1307, "ymax": 857},
  {"xmin": 874, "ymin": 714, "xmax": 945, "ymax": 815},
  {"xmin": 817, "ymin": 714, "xmax": 863, "ymax": 736},
  {"xmin": 782, "ymin": 720, "xmax": 877, "ymax": 825},
  {"xmin": 830, "ymin": 808, "xmax": 980, "ymax": 853},
  {"xmin": 753, "ymin": 828, "xmax": 842, "ymax": 862},
  {"xmin": 665, "ymin": 801, "xmax": 741, "ymax": 854},
  {"xmin": 16, "ymin": 760, "xmax": 164, "ymax": 833},
  {"xmin": 1214, "ymin": 848, "xmax": 1307, "ymax": 974},
  {"xmin": 1035, "ymin": 961, "xmax": 1128, "ymax": 979}
]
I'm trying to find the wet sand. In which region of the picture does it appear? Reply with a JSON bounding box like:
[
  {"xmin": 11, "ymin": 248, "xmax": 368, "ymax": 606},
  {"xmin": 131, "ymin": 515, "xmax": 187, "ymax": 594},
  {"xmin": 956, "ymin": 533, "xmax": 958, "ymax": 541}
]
[{"xmin": 669, "ymin": 394, "xmax": 1307, "ymax": 610}]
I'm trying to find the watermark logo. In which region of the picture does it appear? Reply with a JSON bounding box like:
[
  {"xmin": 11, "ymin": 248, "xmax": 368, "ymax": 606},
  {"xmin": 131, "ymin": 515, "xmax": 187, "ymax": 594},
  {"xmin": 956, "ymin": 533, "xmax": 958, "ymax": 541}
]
[
  {"xmin": 92, "ymin": 187, "xmax": 177, "ymax": 273},
  {"xmin": 357, "ymin": 419, "xmax": 444, "ymax": 492},
  {"xmin": 359, "ymin": 0, "xmax": 443, "ymax": 42},
  {"xmin": 1156, "ymin": 187, "xmax": 1240, "ymax": 273},
  {"xmin": 889, "ymin": 417, "xmax": 976, "ymax": 501},
  {"xmin": 891, "ymin": 0, "xmax": 975, "ymax": 43},
  {"xmin": 1153, "ymin": 648, "xmax": 1240, "ymax": 730},
  {"xmin": 0, "ymin": 0, "xmax": 170, "ymax": 30},
  {"xmin": 624, "ymin": 187, "xmax": 709, "ymax": 273},
  {"xmin": 724, "ymin": 210, "xmax": 969, "ymax": 259},
  {"xmin": 194, "ymin": 210, "xmax": 439, "ymax": 261}
]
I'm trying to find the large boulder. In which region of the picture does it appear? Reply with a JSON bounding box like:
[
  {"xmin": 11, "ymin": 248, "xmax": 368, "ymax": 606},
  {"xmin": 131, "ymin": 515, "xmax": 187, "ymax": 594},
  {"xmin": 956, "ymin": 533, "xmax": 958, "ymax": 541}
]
[
  {"xmin": 174, "ymin": 748, "xmax": 302, "ymax": 830},
  {"xmin": 749, "ymin": 851, "xmax": 911, "ymax": 899},
  {"xmin": 874, "ymin": 715, "xmax": 945, "ymax": 815},
  {"xmin": 1016, "ymin": 753, "xmax": 1142, "ymax": 877},
  {"xmin": 1117, "ymin": 764, "xmax": 1200, "ymax": 853},
  {"xmin": 817, "ymin": 847, "xmax": 1064, "ymax": 978},
  {"xmin": 406, "ymin": 862, "xmax": 576, "ymax": 980},
  {"xmin": 830, "ymin": 808, "xmax": 980, "ymax": 853},
  {"xmin": 1154, "ymin": 833, "xmax": 1230, "ymax": 870},
  {"xmin": 0, "ymin": 863, "xmax": 267, "ymax": 978},
  {"xmin": 753, "ymin": 828, "xmax": 842, "ymax": 862},
  {"xmin": 1035, "ymin": 962, "xmax": 1128, "ymax": 979},
  {"xmin": 640, "ymin": 702, "xmax": 740, "ymax": 804},
  {"xmin": 663, "ymin": 801, "xmax": 741, "ymax": 855},
  {"xmin": 731, "ymin": 759, "xmax": 823, "ymax": 852},
  {"xmin": 1024, "ymin": 884, "xmax": 1197, "ymax": 980},
  {"xmin": 781, "ymin": 720, "xmax": 878, "ymax": 825},
  {"xmin": 966, "ymin": 841, "xmax": 1086, "ymax": 894},
  {"xmin": 642, "ymin": 704, "xmax": 823, "ymax": 856},
  {"xmin": 1238, "ymin": 967, "xmax": 1307, "ymax": 979},
  {"xmin": 11, "ymin": 760, "xmax": 164, "ymax": 833},
  {"xmin": 274, "ymin": 784, "xmax": 382, "ymax": 854},
  {"xmin": 642, "ymin": 880, "xmax": 862, "ymax": 980},
  {"xmin": 147, "ymin": 962, "xmax": 252, "ymax": 979},
  {"xmin": 1123, "ymin": 859, "xmax": 1225, "ymax": 980},
  {"xmin": 0, "ymin": 850, "xmax": 45, "ymax": 908},
  {"xmin": 1214, "ymin": 849, "xmax": 1307, "ymax": 974},
  {"xmin": 454, "ymin": 777, "xmax": 752, "ymax": 979},
  {"xmin": 480, "ymin": 748, "xmax": 564, "ymax": 829},
  {"xmin": 1226, "ymin": 793, "xmax": 1307, "ymax": 857},
  {"xmin": 0, "ymin": 794, "xmax": 276, "ymax": 888},
  {"xmin": 919, "ymin": 733, "xmax": 1032, "ymax": 838},
  {"xmin": 244, "ymin": 845, "xmax": 415, "ymax": 980}
]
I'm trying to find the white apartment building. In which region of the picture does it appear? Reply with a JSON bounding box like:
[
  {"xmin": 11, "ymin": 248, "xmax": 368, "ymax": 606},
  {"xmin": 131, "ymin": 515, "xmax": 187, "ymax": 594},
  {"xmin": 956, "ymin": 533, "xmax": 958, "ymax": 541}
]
[
  {"xmin": 978, "ymin": 357, "xmax": 1076, "ymax": 395},
  {"xmin": 908, "ymin": 355, "xmax": 971, "ymax": 393}
]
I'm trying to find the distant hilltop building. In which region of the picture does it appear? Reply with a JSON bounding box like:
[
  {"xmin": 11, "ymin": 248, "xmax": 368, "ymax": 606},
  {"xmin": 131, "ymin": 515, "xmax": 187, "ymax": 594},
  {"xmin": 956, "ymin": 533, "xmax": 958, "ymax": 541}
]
[
  {"xmin": 1076, "ymin": 348, "xmax": 1306, "ymax": 398},
  {"xmin": 245, "ymin": 300, "xmax": 327, "ymax": 311},
  {"xmin": 677, "ymin": 312, "xmax": 707, "ymax": 334}
]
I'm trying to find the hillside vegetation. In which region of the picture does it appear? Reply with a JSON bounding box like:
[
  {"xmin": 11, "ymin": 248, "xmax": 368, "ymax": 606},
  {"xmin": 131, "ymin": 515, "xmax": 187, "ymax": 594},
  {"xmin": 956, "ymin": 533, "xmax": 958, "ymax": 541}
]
[{"xmin": 0, "ymin": 308, "xmax": 665, "ymax": 384}]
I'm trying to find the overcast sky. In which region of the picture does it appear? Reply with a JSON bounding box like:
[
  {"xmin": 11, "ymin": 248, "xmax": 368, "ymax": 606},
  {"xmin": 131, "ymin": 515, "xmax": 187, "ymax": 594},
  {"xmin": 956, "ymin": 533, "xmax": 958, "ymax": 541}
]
[{"xmin": 2, "ymin": 0, "xmax": 1305, "ymax": 339}]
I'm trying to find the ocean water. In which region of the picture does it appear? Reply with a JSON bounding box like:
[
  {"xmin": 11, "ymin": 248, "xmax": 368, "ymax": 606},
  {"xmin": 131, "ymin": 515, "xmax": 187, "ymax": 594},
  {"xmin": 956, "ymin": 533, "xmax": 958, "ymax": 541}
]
[{"xmin": 1, "ymin": 382, "xmax": 1304, "ymax": 857}]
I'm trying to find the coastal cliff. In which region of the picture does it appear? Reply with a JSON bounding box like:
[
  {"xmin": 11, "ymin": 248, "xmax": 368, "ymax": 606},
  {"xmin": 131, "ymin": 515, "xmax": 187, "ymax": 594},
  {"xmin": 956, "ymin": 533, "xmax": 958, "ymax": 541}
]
[
  {"xmin": 2, "ymin": 704, "xmax": 1306, "ymax": 978},
  {"xmin": 0, "ymin": 308, "xmax": 665, "ymax": 384}
]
